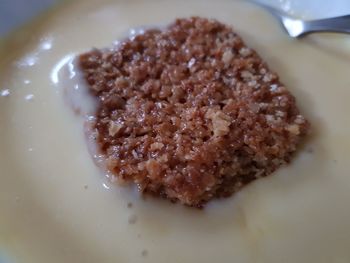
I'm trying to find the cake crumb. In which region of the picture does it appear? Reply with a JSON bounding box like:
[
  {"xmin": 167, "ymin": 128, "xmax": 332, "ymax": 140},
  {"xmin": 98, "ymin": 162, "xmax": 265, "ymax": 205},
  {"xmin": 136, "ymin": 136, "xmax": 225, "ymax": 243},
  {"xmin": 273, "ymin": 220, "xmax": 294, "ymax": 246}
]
[
  {"xmin": 128, "ymin": 214, "xmax": 138, "ymax": 224},
  {"xmin": 286, "ymin": 124, "xmax": 300, "ymax": 135},
  {"xmin": 141, "ymin": 249, "xmax": 148, "ymax": 257},
  {"xmin": 108, "ymin": 121, "xmax": 123, "ymax": 137},
  {"xmin": 222, "ymin": 49, "xmax": 233, "ymax": 66},
  {"xmin": 306, "ymin": 147, "xmax": 314, "ymax": 154}
]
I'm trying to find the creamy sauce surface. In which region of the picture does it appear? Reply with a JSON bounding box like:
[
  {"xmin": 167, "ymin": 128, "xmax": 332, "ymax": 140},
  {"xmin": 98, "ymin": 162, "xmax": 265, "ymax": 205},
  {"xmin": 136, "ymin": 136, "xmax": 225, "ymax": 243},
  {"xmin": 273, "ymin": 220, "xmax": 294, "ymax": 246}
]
[{"xmin": 1, "ymin": 1, "xmax": 350, "ymax": 263}]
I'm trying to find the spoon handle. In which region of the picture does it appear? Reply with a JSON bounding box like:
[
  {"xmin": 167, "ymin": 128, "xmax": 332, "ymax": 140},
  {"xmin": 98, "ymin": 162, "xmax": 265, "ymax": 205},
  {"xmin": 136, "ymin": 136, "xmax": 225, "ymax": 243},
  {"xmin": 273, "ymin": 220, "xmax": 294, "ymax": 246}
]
[{"xmin": 304, "ymin": 15, "xmax": 350, "ymax": 35}]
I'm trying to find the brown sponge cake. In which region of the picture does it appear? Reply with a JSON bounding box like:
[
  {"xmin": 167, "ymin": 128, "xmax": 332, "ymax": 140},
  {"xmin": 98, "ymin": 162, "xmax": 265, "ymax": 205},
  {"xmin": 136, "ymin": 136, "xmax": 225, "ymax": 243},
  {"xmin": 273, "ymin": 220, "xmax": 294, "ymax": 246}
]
[{"xmin": 79, "ymin": 17, "xmax": 309, "ymax": 207}]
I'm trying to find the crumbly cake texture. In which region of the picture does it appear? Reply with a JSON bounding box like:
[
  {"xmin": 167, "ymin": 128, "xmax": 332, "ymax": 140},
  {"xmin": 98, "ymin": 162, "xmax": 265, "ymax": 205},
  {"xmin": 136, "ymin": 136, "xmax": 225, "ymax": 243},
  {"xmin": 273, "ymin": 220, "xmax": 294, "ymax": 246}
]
[{"xmin": 79, "ymin": 17, "xmax": 309, "ymax": 207}]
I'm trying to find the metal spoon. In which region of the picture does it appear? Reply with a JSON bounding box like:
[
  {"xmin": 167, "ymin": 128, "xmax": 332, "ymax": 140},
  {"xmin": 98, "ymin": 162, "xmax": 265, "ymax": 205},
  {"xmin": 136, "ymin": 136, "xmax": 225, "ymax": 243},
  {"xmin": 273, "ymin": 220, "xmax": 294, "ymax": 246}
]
[{"xmin": 251, "ymin": 1, "xmax": 350, "ymax": 37}]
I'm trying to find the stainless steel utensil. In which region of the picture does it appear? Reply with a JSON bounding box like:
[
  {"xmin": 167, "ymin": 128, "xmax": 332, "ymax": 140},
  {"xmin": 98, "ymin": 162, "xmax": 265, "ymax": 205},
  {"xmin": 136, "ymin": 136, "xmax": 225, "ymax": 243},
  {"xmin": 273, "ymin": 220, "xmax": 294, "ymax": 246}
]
[{"xmin": 251, "ymin": 1, "xmax": 350, "ymax": 37}]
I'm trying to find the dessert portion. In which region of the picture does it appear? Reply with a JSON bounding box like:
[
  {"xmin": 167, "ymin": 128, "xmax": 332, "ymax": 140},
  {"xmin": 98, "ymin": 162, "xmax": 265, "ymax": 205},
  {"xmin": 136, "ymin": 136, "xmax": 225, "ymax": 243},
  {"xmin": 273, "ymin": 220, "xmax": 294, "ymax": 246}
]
[{"xmin": 79, "ymin": 17, "xmax": 309, "ymax": 207}]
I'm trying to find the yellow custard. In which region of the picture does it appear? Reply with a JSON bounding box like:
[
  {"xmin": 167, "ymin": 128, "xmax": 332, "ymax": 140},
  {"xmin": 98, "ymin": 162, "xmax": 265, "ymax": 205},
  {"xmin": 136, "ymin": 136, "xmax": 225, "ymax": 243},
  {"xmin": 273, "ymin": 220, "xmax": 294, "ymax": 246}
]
[{"xmin": 1, "ymin": 1, "xmax": 350, "ymax": 262}]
